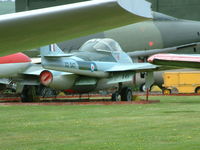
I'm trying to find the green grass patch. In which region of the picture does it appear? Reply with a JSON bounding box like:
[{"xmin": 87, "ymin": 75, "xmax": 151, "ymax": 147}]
[{"xmin": 1, "ymin": 96, "xmax": 200, "ymax": 150}]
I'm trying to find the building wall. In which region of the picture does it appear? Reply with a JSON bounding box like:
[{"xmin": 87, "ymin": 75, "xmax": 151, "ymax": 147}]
[
  {"xmin": 0, "ymin": 1, "xmax": 15, "ymax": 14},
  {"xmin": 148, "ymin": 0, "xmax": 200, "ymax": 21},
  {"xmin": 15, "ymin": 0, "xmax": 200, "ymax": 21},
  {"xmin": 15, "ymin": 0, "xmax": 87, "ymax": 11}
]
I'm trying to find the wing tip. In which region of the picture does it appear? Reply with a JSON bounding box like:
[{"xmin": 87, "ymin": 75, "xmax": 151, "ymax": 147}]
[{"xmin": 117, "ymin": 0, "xmax": 153, "ymax": 19}]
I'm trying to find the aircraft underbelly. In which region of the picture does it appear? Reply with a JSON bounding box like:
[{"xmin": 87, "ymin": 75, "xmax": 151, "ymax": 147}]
[
  {"xmin": 155, "ymin": 21, "xmax": 200, "ymax": 49},
  {"xmin": 48, "ymin": 74, "xmax": 77, "ymax": 90}
]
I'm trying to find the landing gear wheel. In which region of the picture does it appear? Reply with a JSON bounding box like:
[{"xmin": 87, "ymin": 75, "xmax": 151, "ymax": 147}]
[
  {"xmin": 140, "ymin": 83, "xmax": 154, "ymax": 92},
  {"xmin": 120, "ymin": 87, "xmax": 133, "ymax": 101},
  {"xmin": 39, "ymin": 86, "xmax": 58, "ymax": 97},
  {"xmin": 21, "ymin": 85, "xmax": 37, "ymax": 102},
  {"xmin": 162, "ymin": 89, "xmax": 171, "ymax": 95},
  {"xmin": 111, "ymin": 92, "xmax": 120, "ymax": 101},
  {"xmin": 195, "ymin": 87, "xmax": 200, "ymax": 94},
  {"xmin": 140, "ymin": 83, "xmax": 146, "ymax": 92}
]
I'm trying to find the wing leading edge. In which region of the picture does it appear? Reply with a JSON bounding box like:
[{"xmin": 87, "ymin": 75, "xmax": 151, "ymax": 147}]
[
  {"xmin": 106, "ymin": 63, "xmax": 158, "ymax": 72},
  {"xmin": 128, "ymin": 42, "xmax": 200, "ymax": 58},
  {"xmin": 148, "ymin": 53, "xmax": 200, "ymax": 68},
  {"xmin": 0, "ymin": 0, "xmax": 152, "ymax": 56}
]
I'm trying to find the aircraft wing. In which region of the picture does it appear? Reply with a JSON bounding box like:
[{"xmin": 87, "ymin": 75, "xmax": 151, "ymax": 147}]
[
  {"xmin": 128, "ymin": 42, "xmax": 200, "ymax": 58},
  {"xmin": 44, "ymin": 54, "xmax": 74, "ymax": 58},
  {"xmin": 0, "ymin": 0, "xmax": 152, "ymax": 56},
  {"xmin": 22, "ymin": 64, "xmax": 73, "ymax": 76},
  {"xmin": 148, "ymin": 53, "xmax": 200, "ymax": 69},
  {"xmin": 104, "ymin": 63, "xmax": 157, "ymax": 84},
  {"xmin": 21, "ymin": 64, "xmax": 45, "ymax": 76},
  {"xmin": 13, "ymin": 64, "xmax": 74, "ymax": 86},
  {"xmin": 0, "ymin": 78, "xmax": 11, "ymax": 85},
  {"xmin": 106, "ymin": 63, "xmax": 158, "ymax": 72}
]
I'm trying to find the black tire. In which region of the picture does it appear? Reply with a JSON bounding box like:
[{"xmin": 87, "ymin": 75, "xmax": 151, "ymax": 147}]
[
  {"xmin": 39, "ymin": 86, "xmax": 58, "ymax": 97},
  {"xmin": 111, "ymin": 92, "xmax": 120, "ymax": 101},
  {"xmin": 120, "ymin": 87, "xmax": 133, "ymax": 101},
  {"xmin": 162, "ymin": 88, "xmax": 171, "ymax": 95},
  {"xmin": 140, "ymin": 83, "xmax": 154, "ymax": 92},
  {"xmin": 21, "ymin": 86, "xmax": 38, "ymax": 102},
  {"xmin": 140, "ymin": 83, "xmax": 146, "ymax": 92},
  {"xmin": 195, "ymin": 87, "xmax": 200, "ymax": 94}
]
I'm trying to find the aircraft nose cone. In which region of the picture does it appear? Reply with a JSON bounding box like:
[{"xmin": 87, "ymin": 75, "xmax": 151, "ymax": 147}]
[{"xmin": 0, "ymin": 52, "xmax": 31, "ymax": 64}]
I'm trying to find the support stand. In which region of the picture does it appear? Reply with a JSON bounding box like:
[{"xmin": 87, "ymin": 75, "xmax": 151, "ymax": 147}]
[
  {"xmin": 146, "ymin": 88, "xmax": 149, "ymax": 101},
  {"xmin": 145, "ymin": 72, "xmax": 154, "ymax": 101}
]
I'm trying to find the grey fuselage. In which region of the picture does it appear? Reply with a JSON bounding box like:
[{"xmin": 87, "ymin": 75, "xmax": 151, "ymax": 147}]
[
  {"xmin": 41, "ymin": 40, "xmax": 136, "ymax": 93},
  {"xmin": 57, "ymin": 12, "xmax": 200, "ymax": 55}
]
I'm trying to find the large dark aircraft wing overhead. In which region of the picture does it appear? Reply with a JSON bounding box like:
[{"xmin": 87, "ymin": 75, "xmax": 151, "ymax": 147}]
[
  {"xmin": 0, "ymin": 0, "xmax": 152, "ymax": 56},
  {"xmin": 148, "ymin": 53, "xmax": 200, "ymax": 69},
  {"xmin": 128, "ymin": 42, "xmax": 200, "ymax": 58}
]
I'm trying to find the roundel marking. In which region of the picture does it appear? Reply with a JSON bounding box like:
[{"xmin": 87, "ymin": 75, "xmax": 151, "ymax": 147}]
[
  {"xmin": 149, "ymin": 41, "xmax": 154, "ymax": 47},
  {"xmin": 90, "ymin": 63, "xmax": 95, "ymax": 72}
]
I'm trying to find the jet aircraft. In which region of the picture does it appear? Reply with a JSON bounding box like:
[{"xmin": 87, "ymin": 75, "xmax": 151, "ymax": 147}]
[
  {"xmin": 0, "ymin": 51, "xmax": 153, "ymax": 102},
  {"xmin": 0, "ymin": 52, "xmax": 68, "ymax": 102},
  {"xmin": 0, "ymin": 38, "xmax": 157, "ymax": 102},
  {"xmin": 39, "ymin": 39, "xmax": 157, "ymax": 101},
  {"xmin": 57, "ymin": 12, "xmax": 200, "ymax": 58}
]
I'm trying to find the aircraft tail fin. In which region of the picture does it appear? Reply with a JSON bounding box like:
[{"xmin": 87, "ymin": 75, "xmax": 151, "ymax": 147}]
[{"xmin": 40, "ymin": 44, "xmax": 64, "ymax": 56}]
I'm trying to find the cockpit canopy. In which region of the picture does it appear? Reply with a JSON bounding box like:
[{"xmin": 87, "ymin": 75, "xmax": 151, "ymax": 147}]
[{"xmin": 79, "ymin": 38, "xmax": 123, "ymax": 53}]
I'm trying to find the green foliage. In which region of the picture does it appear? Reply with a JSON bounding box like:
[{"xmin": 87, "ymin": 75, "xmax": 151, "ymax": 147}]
[{"xmin": 1, "ymin": 96, "xmax": 200, "ymax": 150}]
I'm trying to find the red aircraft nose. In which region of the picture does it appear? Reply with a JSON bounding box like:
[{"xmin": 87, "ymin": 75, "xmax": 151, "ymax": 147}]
[
  {"xmin": 0, "ymin": 52, "xmax": 31, "ymax": 64},
  {"xmin": 0, "ymin": 53, "xmax": 31, "ymax": 77}
]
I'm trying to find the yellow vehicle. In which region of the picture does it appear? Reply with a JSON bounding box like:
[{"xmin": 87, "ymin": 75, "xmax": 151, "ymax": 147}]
[{"xmin": 162, "ymin": 72, "xmax": 200, "ymax": 94}]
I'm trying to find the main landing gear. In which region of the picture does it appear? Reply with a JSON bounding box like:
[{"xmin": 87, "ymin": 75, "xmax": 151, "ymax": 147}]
[
  {"xmin": 111, "ymin": 83, "xmax": 133, "ymax": 101},
  {"xmin": 21, "ymin": 85, "xmax": 58, "ymax": 102}
]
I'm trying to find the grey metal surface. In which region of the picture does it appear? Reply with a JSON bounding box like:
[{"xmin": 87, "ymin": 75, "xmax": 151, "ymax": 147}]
[{"xmin": 0, "ymin": 0, "xmax": 152, "ymax": 56}]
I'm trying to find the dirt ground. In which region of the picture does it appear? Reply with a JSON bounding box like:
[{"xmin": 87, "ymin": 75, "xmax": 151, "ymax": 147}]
[{"xmin": 0, "ymin": 100, "xmax": 160, "ymax": 106}]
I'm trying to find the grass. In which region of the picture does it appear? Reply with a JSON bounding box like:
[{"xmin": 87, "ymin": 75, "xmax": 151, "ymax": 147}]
[{"xmin": 1, "ymin": 96, "xmax": 200, "ymax": 150}]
